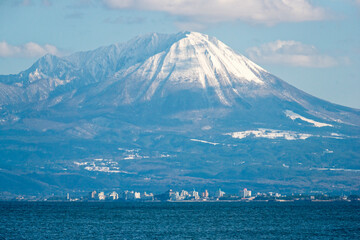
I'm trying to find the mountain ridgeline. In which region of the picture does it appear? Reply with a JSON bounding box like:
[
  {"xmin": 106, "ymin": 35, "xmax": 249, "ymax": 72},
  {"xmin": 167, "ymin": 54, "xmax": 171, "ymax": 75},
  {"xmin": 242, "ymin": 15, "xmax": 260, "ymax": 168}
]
[{"xmin": 0, "ymin": 32, "xmax": 359, "ymax": 195}]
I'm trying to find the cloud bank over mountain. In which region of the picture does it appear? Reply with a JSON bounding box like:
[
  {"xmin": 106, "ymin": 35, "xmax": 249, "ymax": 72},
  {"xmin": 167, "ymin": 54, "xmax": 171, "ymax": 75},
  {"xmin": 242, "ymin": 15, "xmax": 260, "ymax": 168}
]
[
  {"xmin": 102, "ymin": 0, "xmax": 328, "ymax": 25},
  {"xmin": 246, "ymin": 40, "xmax": 339, "ymax": 68},
  {"xmin": 0, "ymin": 41, "xmax": 60, "ymax": 58}
]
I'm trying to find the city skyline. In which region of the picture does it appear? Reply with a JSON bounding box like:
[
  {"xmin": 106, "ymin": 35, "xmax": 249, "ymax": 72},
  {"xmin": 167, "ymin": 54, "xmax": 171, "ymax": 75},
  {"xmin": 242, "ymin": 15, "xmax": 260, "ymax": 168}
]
[{"xmin": 6, "ymin": 187, "xmax": 359, "ymax": 203}]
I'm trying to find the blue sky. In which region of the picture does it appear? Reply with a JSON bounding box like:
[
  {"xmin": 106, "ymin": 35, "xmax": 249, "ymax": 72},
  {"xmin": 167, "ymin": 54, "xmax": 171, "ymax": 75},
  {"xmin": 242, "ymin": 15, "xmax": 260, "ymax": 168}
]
[{"xmin": 1, "ymin": 0, "xmax": 359, "ymax": 108}]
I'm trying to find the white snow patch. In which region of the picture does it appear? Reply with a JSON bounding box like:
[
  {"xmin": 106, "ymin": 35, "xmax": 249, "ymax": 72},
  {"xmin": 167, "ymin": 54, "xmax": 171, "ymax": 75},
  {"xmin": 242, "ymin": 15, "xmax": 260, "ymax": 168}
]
[
  {"xmin": 326, "ymin": 133, "xmax": 346, "ymax": 139},
  {"xmin": 309, "ymin": 168, "xmax": 360, "ymax": 172},
  {"xmin": 323, "ymin": 133, "xmax": 349, "ymax": 139},
  {"xmin": 124, "ymin": 153, "xmax": 149, "ymax": 160},
  {"xmin": 226, "ymin": 128, "xmax": 312, "ymax": 140},
  {"xmin": 28, "ymin": 68, "xmax": 43, "ymax": 82},
  {"xmin": 84, "ymin": 166, "xmax": 134, "ymax": 174},
  {"xmin": 124, "ymin": 155, "xmax": 135, "ymax": 160},
  {"xmin": 117, "ymin": 148, "xmax": 168, "ymax": 159},
  {"xmin": 324, "ymin": 149, "xmax": 333, "ymax": 154},
  {"xmin": 201, "ymin": 125, "xmax": 212, "ymax": 131},
  {"xmin": 285, "ymin": 110, "xmax": 332, "ymax": 127},
  {"xmin": 74, "ymin": 161, "xmax": 88, "ymax": 166},
  {"xmin": 190, "ymin": 138, "xmax": 220, "ymax": 145},
  {"xmin": 49, "ymin": 96, "xmax": 63, "ymax": 106}
]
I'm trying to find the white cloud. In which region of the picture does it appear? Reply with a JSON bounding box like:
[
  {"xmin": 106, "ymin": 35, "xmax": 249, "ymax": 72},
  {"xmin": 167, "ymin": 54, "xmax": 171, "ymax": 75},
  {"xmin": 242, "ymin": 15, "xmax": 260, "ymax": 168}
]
[
  {"xmin": 246, "ymin": 40, "xmax": 338, "ymax": 68},
  {"xmin": 21, "ymin": 0, "xmax": 32, "ymax": 6},
  {"xmin": 0, "ymin": 41, "xmax": 60, "ymax": 58},
  {"xmin": 102, "ymin": 0, "xmax": 327, "ymax": 25},
  {"xmin": 14, "ymin": 0, "xmax": 52, "ymax": 6},
  {"xmin": 41, "ymin": 0, "xmax": 52, "ymax": 7}
]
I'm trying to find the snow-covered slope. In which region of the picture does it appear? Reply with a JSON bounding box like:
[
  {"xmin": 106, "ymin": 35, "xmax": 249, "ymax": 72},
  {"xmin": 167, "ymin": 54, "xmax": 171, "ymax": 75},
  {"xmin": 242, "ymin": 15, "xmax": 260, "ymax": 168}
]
[
  {"xmin": 103, "ymin": 32, "xmax": 269, "ymax": 106},
  {"xmin": 284, "ymin": 110, "xmax": 333, "ymax": 127}
]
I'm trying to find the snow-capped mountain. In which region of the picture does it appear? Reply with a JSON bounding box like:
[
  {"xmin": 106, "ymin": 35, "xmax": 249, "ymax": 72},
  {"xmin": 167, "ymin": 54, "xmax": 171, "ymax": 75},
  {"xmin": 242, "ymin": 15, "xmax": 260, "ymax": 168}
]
[
  {"xmin": 0, "ymin": 32, "xmax": 359, "ymax": 195},
  {"xmin": 1, "ymin": 32, "xmax": 358, "ymax": 124}
]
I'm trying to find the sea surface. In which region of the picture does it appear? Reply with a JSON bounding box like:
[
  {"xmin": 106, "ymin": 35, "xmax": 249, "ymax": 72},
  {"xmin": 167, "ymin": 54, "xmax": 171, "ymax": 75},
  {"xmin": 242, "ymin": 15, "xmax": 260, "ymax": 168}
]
[{"xmin": 0, "ymin": 201, "xmax": 359, "ymax": 239}]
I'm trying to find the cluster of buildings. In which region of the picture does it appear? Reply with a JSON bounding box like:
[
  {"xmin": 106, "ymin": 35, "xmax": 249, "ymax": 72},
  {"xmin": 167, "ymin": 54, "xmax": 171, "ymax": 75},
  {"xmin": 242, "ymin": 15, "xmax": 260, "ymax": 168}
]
[
  {"xmin": 84, "ymin": 188, "xmax": 252, "ymax": 202},
  {"xmin": 89, "ymin": 190, "xmax": 154, "ymax": 201},
  {"xmin": 8, "ymin": 189, "xmax": 360, "ymax": 202}
]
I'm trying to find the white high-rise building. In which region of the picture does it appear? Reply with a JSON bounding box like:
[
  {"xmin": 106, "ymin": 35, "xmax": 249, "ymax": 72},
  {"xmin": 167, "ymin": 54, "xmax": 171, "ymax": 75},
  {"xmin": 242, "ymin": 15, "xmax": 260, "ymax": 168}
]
[
  {"xmin": 242, "ymin": 188, "xmax": 251, "ymax": 198},
  {"xmin": 192, "ymin": 190, "xmax": 200, "ymax": 200},
  {"xmin": 90, "ymin": 190, "xmax": 97, "ymax": 199},
  {"xmin": 134, "ymin": 192, "xmax": 141, "ymax": 199},
  {"xmin": 215, "ymin": 189, "xmax": 225, "ymax": 198},
  {"xmin": 98, "ymin": 192, "xmax": 106, "ymax": 200},
  {"xmin": 202, "ymin": 190, "xmax": 209, "ymax": 198},
  {"xmin": 120, "ymin": 190, "xmax": 129, "ymax": 200}
]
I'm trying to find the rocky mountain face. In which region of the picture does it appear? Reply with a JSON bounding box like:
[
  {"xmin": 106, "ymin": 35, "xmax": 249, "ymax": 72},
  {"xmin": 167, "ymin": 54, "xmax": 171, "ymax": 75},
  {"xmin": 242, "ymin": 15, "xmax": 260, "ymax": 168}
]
[{"xmin": 0, "ymin": 32, "xmax": 359, "ymax": 195}]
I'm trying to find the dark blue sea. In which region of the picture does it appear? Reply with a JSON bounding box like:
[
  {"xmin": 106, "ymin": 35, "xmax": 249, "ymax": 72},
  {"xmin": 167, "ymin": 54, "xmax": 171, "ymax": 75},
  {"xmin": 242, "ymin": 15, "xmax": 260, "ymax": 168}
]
[{"xmin": 0, "ymin": 201, "xmax": 359, "ymax": 239}]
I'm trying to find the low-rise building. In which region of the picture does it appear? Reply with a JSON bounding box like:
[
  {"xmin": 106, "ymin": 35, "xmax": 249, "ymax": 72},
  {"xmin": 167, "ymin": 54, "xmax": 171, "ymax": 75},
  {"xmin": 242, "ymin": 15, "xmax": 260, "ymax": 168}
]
[
  {"xmin": 109, "ymin": 191, "xmax": 118, "ymax": 200},
  {"xmin": 126, "ymin": 191, "xmax": 141, "ymax": 200},
  {"xmin": 141, "ymin": 192, "xmax": 154, "ymax": 200}
]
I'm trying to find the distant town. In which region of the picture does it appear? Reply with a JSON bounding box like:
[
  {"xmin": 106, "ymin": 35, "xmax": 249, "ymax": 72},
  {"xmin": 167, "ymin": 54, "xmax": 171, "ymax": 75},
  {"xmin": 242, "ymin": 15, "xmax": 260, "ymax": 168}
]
[{"xmin": 3, "ymin": 188, "xmax": 360, "ymax": 202}]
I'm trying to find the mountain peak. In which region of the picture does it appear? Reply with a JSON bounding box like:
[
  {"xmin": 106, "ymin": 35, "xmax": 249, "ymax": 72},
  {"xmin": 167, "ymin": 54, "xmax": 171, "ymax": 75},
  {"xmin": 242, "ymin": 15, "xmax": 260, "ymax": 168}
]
[
  {"xmin": 54, "ymin": 30, "xmax": 270, "ymax": 106},
  {"xmin": 119, "ymin": 31, "xmax": 268, "ymax": 105}
]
